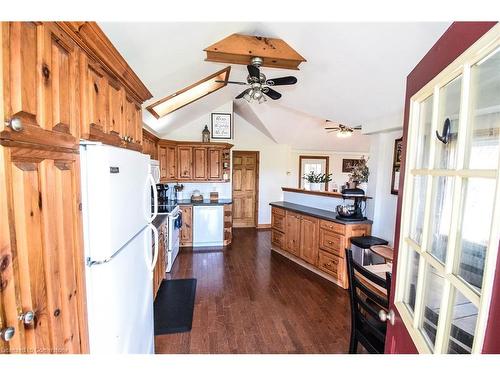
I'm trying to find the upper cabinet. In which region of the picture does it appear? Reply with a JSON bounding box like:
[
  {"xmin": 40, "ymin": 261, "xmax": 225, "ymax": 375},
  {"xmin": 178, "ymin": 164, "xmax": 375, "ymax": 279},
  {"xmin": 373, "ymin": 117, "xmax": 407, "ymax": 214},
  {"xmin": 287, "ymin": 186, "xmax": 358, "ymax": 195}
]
[
  {"xmin": 1, "ymin": 22, "xmax": 80, "ymax": 150},
  {"xmin": 177, "ymin": 146, "xmax": 193, "ymax": 180},
  {"xmin": 1, "ymin": 21, "xmax": 152, "ymax": 152}
]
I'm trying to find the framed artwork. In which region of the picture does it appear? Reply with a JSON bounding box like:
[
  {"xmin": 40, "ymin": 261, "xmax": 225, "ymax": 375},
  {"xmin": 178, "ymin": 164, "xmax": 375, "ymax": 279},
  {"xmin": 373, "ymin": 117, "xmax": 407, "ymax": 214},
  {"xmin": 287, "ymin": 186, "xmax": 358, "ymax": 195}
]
[
  {"xmin": 342, "ymin": 158, "xmax": 362, "ymax": 173},
  {"xmin": 211, "ymin": 113, "xmax": 232, "ymax": 139},
  {"xmin": 391, "ymin": 137, "xmax": 403, "ymax": 195}
]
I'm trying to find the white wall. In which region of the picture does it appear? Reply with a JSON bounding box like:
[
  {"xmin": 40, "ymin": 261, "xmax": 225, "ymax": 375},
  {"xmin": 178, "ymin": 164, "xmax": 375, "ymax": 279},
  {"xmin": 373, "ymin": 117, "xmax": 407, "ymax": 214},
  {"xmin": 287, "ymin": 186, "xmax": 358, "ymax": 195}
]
[{"xmin": 366, "ymin": 129, "xmax": 403, "ymax": 245}]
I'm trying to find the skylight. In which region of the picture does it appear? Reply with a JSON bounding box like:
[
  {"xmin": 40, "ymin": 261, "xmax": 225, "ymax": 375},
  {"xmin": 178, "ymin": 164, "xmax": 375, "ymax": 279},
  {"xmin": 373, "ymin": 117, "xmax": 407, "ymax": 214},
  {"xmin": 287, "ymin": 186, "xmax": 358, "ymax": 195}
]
[{"xmin": 146, "ymin": 67, "xmax": 231, "ymax": 119}]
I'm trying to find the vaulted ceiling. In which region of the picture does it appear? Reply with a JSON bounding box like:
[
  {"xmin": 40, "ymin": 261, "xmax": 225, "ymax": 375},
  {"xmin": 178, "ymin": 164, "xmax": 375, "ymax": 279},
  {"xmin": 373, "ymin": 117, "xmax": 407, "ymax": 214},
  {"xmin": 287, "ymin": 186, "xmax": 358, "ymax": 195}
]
[{"xmin": 99, "ymin": 22, "xmax": 450, "ymax": 149}]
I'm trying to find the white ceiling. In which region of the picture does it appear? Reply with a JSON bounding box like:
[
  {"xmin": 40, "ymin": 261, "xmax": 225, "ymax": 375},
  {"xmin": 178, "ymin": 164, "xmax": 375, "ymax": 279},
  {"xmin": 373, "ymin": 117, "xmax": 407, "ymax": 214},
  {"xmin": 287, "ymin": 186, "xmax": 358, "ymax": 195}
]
[{"xmin": 100, "ymin": 22, "xmax": 450, "ymax": 148}]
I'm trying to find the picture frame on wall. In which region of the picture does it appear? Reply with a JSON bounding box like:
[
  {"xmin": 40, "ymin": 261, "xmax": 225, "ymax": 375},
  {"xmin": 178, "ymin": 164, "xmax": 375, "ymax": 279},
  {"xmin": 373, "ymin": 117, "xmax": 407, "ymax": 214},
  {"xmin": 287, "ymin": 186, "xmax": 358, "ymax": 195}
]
[
  {"xmin": 342, "ymin": 158, "xmax": 362, "ymax": 173},
  {"xmin": 391, "ymin": 137, "xmax": 403, "ymax": 195},
  {"xmin": 211, "ymin": 113, "xmax": 232, "ymax": 139}
]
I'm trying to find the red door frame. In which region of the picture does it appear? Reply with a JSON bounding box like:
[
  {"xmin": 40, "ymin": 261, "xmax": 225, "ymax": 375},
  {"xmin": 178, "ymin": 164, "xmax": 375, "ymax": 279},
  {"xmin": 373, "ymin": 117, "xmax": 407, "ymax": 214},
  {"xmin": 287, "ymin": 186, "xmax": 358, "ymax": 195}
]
[{"xmin": 386, "ymin": 21, "xmax": 498, "ymax": 354}]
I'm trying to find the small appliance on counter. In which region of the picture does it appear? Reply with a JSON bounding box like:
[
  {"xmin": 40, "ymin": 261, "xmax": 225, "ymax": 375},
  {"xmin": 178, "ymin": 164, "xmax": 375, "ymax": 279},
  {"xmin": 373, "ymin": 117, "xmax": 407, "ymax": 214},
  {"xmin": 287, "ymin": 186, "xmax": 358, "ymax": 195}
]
[
  {"xmin": 191, "ymin": 190, "xmax": 204, "ymax": 202},
  {"xmin": 210, "ymin": 191, "xmax": 219, "ymax": 202},
  {"xmin": 155, "ymin": 183, "xmax": 169, "ymax": 204},
  {"xmin": 350, "ymin": 235, "xmax": 388, "ymax": 266},
  {"xmin": 336, "ymin": 188, "xmax": 366, "ymax": 221}
]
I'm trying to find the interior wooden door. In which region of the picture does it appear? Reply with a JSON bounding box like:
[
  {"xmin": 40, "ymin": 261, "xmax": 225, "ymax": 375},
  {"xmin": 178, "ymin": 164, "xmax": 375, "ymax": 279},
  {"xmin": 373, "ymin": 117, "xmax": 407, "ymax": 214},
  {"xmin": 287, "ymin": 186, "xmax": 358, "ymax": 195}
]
[
  {"xmin": 1, "ymin": 22, "xmax": 79, "ymax": 150},
  {"xmin": 232, "ymin": 151, "xmax": 258, "ymax": 228},
  {"xmin": 0, "ymin": 146, "xmax": 88, "ymax": 354},
  {"xmin": 387, "ymin": 23, "xmax": 500, "ymax": 354},
  {"xmin": 300, "ymin": 215, "xmax": 319, "ymax": 266}
]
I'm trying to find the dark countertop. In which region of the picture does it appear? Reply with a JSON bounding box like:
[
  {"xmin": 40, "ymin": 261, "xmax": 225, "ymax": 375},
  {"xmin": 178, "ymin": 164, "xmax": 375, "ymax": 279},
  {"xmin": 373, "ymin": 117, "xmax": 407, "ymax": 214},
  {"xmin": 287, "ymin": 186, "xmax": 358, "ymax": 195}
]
[
  {"xmin": 152, "ymin": 214, "xmax": 168, "ymax": 229},
  {"xmin": 270, "ymin": 201, "xmax": 373, "ymax": 225},
  {"xmin": 175, "ymin": 199, "xmax": 232, "ymax": 206}
]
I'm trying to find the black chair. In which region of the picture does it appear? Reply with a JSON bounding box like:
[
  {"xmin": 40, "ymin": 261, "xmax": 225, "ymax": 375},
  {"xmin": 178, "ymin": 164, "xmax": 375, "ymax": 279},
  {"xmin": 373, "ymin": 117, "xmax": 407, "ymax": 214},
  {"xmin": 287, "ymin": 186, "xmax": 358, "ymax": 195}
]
[{"xmin": 345, "ymin": 248, "xmax": 392, "ymax": 354}]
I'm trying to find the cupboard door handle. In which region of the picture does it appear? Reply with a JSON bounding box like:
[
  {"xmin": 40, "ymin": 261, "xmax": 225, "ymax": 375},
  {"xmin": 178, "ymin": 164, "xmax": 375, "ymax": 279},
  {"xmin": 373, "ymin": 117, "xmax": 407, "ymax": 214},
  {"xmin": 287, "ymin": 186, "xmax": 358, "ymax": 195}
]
[
  {"xmin": 328, "ymin": 241, "xmax": 333, "ymax": 244},
  {"xmin": 5, "ymin": 117, "xmax": 23, "ymax": 132},
  {"xmin": 42, "ymin": 64, "xmax": 50, "ymax": 80},
  {"xmin": 19, "ymin": 310, "xmax": 36, "ymax": 325},
  {"xmin": 0, "ymin": 326, "xmax": 15, "ymax": 342}
]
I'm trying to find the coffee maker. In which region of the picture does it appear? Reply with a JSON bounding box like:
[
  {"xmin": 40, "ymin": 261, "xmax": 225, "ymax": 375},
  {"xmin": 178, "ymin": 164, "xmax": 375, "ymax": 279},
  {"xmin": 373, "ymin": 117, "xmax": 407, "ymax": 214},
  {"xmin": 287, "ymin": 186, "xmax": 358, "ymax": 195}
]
[
  {"xmin": 155, "ymin": 184, "xmax": 169, "ymax": 204},
  {"xmin": 336, "ymin": 188, "xmax": 366, "ymax": 221}
]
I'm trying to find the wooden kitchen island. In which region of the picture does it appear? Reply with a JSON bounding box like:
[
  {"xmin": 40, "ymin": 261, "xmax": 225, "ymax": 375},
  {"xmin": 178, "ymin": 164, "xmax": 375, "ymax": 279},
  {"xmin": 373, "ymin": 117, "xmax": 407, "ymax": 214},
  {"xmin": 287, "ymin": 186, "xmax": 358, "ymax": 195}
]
[{"xmin": 270, "ymin": 201, "xmax": 372, "ymax": 289}]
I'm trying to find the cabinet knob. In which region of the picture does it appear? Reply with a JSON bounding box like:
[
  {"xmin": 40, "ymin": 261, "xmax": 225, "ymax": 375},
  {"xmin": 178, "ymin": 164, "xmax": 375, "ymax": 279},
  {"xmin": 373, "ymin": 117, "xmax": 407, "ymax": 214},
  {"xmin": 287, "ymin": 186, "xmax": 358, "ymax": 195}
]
[
  {"xmin": 19, "ymin": 310, "xmax": 36, "ymax": 325},
  {"xmin": 5, "ymin": 117, "xmax": 23, "ymax": 132},
  {"xmin": 0, "ymin": 326, "xmax": 15, "ymax": 342}
]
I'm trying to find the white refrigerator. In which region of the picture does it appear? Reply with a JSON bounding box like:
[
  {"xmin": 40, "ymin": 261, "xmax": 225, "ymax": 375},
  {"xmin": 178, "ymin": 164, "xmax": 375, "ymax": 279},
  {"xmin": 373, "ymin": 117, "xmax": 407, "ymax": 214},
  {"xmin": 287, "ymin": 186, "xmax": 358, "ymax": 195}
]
[{"xmin": 80, "ymin": 142, "xmax": 159, "ymax": 354}]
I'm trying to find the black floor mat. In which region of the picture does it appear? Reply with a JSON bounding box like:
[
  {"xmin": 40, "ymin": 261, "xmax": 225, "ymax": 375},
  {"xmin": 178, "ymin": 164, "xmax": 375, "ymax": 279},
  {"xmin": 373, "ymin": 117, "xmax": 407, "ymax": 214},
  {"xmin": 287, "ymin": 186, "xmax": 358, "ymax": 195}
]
[{"xmin": 154, "ymin": 278, "xmax": 197, "ymax": 335}]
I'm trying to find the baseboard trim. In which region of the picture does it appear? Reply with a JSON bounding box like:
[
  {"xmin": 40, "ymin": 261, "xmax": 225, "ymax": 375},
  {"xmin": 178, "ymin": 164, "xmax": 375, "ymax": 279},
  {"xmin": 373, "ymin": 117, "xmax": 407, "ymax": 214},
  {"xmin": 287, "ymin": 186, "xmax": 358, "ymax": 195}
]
[
  {"xmin": 270, "ymin": 246, "xmax": 345, "ymax": 289},
  {"xmin": 257, "ymin": 224, "xmax": 271, "ymax": 230}
]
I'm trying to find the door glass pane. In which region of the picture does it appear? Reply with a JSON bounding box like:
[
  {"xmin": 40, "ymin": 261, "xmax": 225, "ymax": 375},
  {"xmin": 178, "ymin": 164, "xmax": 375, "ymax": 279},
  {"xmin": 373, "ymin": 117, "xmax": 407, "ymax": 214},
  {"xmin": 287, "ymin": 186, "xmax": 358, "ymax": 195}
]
[
  {"xmin": 456, "ymin": 178, "xmax": 496, "ymax": 292},
  {"xmin": 446, "ymin": 289, "xmax": 478, "ymax": 354},
  {"xmin": 467, "ymin": 48, "xmax": 500, "ymax": 170},
  {"xmin": 409, "ymin": 175, "xmax": 428, "ymax": 245},
  {"xmin": 435, "ymin": 76, "xmax": 463, "ymax": 170},
  {"xmin": 420, "ymin": 265, "xmax": 445, "ymax": 350},
  {"xmin": 403, "ymin": 248, "xmax": 420, "ymax": 314},
  {"xmin": 429, "ymin": 176, "xmax": 455, "ymax": 263},
  {"xmin": 415, "ymin": 95, "xmax": 434, "ymax": 169}
]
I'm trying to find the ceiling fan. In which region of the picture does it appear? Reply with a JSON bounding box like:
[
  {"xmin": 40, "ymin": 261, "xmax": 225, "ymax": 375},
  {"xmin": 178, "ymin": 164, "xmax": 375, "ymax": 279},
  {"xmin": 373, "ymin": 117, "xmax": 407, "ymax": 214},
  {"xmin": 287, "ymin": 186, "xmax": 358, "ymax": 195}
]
[
  {"xmin": 325, "ymin": 121, "xmax": 362, "ymax": 138},
  {"xmin": 217, "ymin": 57, "xmax": 297, "ymax": 103}
]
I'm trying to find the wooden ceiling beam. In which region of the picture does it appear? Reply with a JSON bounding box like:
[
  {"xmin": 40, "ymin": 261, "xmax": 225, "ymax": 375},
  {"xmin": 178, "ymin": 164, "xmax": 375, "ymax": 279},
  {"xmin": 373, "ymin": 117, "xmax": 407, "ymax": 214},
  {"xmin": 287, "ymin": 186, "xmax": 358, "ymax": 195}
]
[{"xmin": 204, "ymin": 33, "xmax": 306, "ymax": 70}]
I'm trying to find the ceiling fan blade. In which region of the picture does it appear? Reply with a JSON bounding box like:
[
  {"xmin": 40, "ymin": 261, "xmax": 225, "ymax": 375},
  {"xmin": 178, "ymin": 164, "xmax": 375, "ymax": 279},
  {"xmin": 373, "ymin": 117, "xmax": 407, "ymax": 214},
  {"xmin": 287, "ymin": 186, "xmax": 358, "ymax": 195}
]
[
  {"xmin": 217, "ymin": 80, "xmax": 248, "ymax": 85},
  {"xmin": 235, "ymin": 89, "xmax": 250, "ymax": 99},
  {"xmin": 266, "ymin": 76, "xmax": 298, "ymax": 86},
  {"xmin": 352, "ymin": 125, "xmax": 363, "ymax": 130},
  {"xmin": 324, "ymin": 127, "xmax": 340, "ymax": 130},
  {"xmin": 263, "ymin": 87, "xmax": 282, "ymax": 100},
  {"xmin": 247, "ymin": 65, "xmax": 260, "ymax": 81}
]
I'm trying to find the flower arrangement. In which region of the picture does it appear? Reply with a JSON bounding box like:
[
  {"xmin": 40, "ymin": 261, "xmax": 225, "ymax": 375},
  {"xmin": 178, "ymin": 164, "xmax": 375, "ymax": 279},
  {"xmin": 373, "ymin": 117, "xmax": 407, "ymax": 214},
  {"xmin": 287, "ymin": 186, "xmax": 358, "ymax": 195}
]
[
  {"xmin": 349, "ymin": 156, "xmax": 369, "ymax": 183},
  {"xmin": 303, "ymin": 171, "xmax": 333, "ymax": 184}
]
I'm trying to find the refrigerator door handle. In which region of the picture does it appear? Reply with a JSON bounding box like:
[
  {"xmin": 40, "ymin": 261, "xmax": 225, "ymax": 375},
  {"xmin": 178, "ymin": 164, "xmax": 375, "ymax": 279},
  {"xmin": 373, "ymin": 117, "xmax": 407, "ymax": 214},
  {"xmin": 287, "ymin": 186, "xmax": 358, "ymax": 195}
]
[
  {"xmin": 144, "ymin": 224, "xmax": 159, "ymax": 276},
  {"xmin": 147, "ymin": 173, "xmax": 158, "ymax": 223}
]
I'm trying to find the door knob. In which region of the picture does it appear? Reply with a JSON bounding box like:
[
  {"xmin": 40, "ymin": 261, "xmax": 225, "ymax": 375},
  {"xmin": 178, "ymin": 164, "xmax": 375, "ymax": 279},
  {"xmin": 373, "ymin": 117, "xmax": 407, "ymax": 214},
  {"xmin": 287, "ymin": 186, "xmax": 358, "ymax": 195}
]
[
  {"xmin": 379, "ymin": 309, "xmax": 395, "ymax": 325},
  {"xmin": 0, "ymin": 326, "xmax": 15, "ymax": 342},
  {"xmin": 5, "ymin": 117, "xmax": 23, "ymax": 132},
  {"xmin": 19, "ymin": 310, "xmax": 36, "ymax": 325}
]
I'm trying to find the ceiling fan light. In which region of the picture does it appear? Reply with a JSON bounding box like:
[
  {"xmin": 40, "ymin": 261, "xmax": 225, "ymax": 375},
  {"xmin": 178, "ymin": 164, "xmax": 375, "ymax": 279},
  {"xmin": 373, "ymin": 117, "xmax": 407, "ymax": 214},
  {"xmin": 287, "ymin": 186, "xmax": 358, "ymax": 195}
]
[
  {"xmin": 258, "ymin": 94, "xmax": 267, "ymax": 104},
  {"xmin": 337, "ymin": 130, "xmax": 352, "ymax": 138},
  {"xmin": 252, "ymin": 89, "xmax": 263, "ymax": 100},
  {"xmin": 244, "ymin": 89, "xmax": 254, "ymax": 102}
]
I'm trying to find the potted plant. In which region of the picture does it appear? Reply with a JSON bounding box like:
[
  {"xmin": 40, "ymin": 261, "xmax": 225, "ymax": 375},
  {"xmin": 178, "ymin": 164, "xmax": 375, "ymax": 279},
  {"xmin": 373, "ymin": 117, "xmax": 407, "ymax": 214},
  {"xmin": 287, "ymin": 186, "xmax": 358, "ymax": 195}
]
[
  {"xmin": 303, "ymin": 171, "xmax": 333, "ymax": 191},
  {"xmin": 349, "ymin": 156, "xmax": 369, "ymax": 191}
]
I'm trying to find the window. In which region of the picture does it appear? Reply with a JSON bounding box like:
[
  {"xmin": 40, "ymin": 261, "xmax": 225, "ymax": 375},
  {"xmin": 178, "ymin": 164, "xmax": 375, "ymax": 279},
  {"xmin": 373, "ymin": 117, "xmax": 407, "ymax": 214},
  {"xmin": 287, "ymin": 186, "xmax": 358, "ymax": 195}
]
[
  {"xmin": 146, "ymin": 67, "xmax": 231, "ymax": 119},
  {"xmin": 298, "ymin": 156, "xmax": 329, "ymax": 190},
  {"xmin": 395, "ymin": 28, "xmax": 500, "ymax": 354}
]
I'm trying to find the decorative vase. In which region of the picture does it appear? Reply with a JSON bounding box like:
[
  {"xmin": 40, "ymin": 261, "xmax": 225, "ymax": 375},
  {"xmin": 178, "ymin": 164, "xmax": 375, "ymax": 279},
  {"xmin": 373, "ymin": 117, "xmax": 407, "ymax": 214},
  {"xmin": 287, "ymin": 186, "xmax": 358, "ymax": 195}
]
[{"xmin": 310, "ymin": 183, "xmax": 322, "ymax": 191}]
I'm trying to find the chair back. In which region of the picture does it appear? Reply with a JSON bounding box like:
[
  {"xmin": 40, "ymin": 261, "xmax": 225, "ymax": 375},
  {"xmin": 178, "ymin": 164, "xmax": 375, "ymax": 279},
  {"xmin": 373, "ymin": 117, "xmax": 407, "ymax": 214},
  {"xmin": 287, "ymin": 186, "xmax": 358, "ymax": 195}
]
[{"xmin": 345, "ymin": 248, "xmax": 392, "ymax": 353}]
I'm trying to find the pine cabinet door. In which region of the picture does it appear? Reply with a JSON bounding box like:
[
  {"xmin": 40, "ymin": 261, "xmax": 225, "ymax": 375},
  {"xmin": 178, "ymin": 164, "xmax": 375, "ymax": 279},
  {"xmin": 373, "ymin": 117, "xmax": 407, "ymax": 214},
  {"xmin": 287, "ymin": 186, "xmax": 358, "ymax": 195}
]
[
  {"xmin": 166, "ymin": 146, "xmax": 177, "ymax": 180},
  {"xmin": 299, "ymin": 215, "xmax": 319, "ymax": 266},
  {"xmin": 285, "ymin": 212, "xmax": 301, "ymax": 256},
  {"xmin": 107, "ymin": 82, "xmax": 123, "ymax": 138},
  {"xmin": 159, "ymin": 146, "xmax": 167, "ymax": 181},
  {"xmin": 207, "ymin": 148, "xmax": 222, "ymax": 180},
  {"xmin": 180, "ymin": 206, "xmax": 193, "ymax": 246},
  {"xmin": 1, "ymin": 22, "xmax": 79, "ymax": 150},
  {"xmin": 0, "ymin": 146, "xmax": 88, "ymax": 354},
  {"xmin": 177, "ymin": 146, "xmax": 193, "ymax": 180},
  {"xmin": 193, "ymin": 147, "xmax": 207, "ymax": 180}
]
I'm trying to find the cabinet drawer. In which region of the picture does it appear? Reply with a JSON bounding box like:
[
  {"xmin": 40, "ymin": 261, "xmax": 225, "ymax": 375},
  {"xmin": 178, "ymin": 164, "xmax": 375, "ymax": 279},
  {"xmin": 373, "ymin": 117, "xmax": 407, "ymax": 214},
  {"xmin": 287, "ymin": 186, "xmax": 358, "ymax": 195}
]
[
  {"xmin": 271, "ymin": 230, "xmax": 285, "ymax": 249},
  {"xmin": 272, "ymin": 207, "xmax": 285, "ymax": 216},
  {"xmin": 320, "ymin": 219, "xmax": 345, "ymax": 235},
  {"xmin": 319, "ymin": 229, "xmax": 345, "ymax": 257},
  {"xmin": 271, "ymin": 211, "xmax": 285, "ymax": 232},
  {"xmin": 318, "ymin": 250, "xmax": 342, "ymax": 278}
]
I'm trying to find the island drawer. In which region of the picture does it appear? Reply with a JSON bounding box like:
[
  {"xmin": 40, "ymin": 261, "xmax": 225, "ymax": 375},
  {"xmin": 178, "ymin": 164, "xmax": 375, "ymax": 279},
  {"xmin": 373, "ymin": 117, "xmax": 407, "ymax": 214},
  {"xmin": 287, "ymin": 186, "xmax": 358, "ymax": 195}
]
[
  {"xmin": 319, "ymin": 228, "xmax": 345, "ymax": 257},
  {"xmin": 320, "ymin": 219, "xmax": 345, "ymax": 235},
  {"xmin": 318, "ymin": 250, "xmax": 342, "ymax": 278},
  {"xmin": 271, "ymin": 209, "xmax": 286, "ymax": 232},
  {"xmin": 271, "ymin": 229, "xmax": 285, "ymax": 249}
]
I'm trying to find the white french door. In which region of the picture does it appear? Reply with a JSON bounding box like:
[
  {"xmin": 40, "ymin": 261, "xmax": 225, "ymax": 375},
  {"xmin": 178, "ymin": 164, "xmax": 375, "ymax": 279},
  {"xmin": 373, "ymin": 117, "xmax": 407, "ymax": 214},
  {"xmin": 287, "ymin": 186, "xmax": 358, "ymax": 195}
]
[{"xmin": 394, "ymin": 24, "xmax": 500, "ymax": 353}]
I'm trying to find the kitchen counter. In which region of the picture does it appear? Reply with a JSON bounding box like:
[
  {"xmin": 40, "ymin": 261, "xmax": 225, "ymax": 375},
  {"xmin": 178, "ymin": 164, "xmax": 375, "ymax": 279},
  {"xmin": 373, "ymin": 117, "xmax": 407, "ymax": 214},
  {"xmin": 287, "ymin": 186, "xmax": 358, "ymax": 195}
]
[
  {"xmin": 269, "ymin": 201, "xmax": 373, "ymax": 225},
  {"xmin": 175, "ymin": 199, "xmax": 233, "ymax": 206}
]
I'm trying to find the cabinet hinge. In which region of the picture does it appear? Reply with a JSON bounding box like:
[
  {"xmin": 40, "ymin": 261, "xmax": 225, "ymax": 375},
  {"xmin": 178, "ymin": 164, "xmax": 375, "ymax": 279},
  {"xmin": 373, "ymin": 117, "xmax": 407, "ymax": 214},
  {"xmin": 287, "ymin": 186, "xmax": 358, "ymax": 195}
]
[{"xmin": 78, "ymin": 203, "xmax": 82, "ymax": 211}]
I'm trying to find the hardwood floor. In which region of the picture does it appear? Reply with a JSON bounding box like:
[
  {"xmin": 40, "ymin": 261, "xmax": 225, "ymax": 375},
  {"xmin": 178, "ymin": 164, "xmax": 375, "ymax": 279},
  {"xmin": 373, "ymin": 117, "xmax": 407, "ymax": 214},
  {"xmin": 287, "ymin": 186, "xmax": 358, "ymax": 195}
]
[{"xmin": 155, "ymin": 228, "xmax": 351, "ymax": 354}]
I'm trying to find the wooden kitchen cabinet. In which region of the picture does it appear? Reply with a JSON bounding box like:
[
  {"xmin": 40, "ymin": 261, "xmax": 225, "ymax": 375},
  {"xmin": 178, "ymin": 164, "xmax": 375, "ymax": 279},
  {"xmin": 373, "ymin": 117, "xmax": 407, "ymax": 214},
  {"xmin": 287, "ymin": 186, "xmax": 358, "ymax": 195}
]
[
  {"xmin": 107, "ymin": 81, "xmax": 123, "ymax": 138},
  {"xmin": 153, "ymin": 221, "xmax": 166, "ymax": 298},
  {"xmin": 177, "ymin": 146, "xmax": 193, "ymax": 180},
  {"xmin": 207, "ymin": 148, "xmax": 222, "ymax": 180},
  {"xmin": 299, "ymin": 215, "xmax": 319, "ymax": 266},
  {"xmin": 142, "ymin": 129, "xmax": 159, "ymax": 160},
  {"xmin": 179, "ymin": 205, "xmax": 193, "ymax": 247},
  {"xmin": 193, "ymin": 147, "xmax": 207, "ymax": 180},
  {"xmin": 1, "ymin": 22, "xmax": 80, "ymax": 151},
  {"xmin": 271, "ymin": 204, "xmax": 371, "ymax": 289},
  {"xmin": 284, "ymin": 211, "xmax": 301, "ymax": 256},
  {"xmin": 159, "ymin": 145, "xmax": 167, "ymax": 179},
  {"xmin": 166, "ymin": 146, "xmax": 177, "ymax": 180},
  {"xmin": 0, "ymin": 146, "xmax": 88, "ymax": 354}
]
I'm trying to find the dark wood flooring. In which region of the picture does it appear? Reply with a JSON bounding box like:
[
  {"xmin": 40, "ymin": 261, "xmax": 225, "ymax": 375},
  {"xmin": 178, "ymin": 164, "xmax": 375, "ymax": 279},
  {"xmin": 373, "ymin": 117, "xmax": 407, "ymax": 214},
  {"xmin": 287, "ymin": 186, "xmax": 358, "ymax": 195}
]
[{"xmin": 155, "ymin": 228, "xmax": 351, "ymax": 354}]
